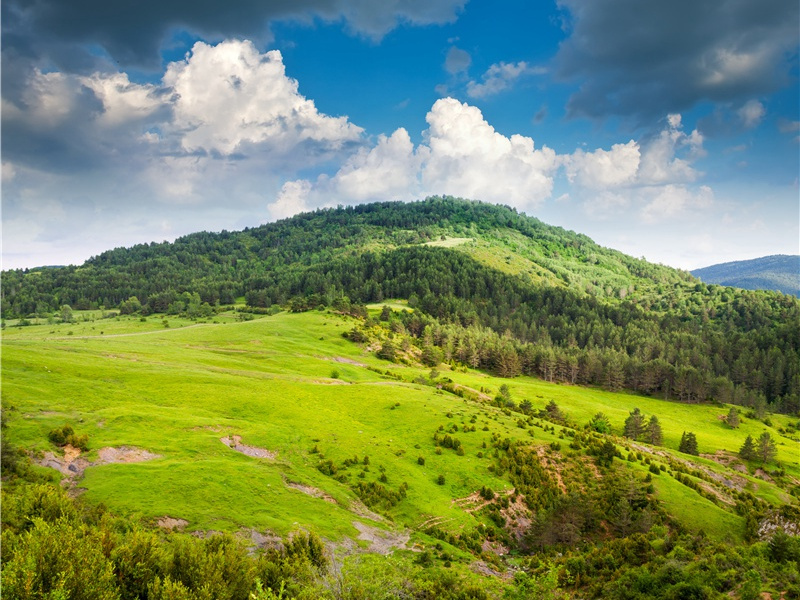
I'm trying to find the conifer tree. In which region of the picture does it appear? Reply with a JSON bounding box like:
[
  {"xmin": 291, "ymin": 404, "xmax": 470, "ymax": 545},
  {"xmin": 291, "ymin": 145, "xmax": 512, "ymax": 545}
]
[
  {"xmin": 756, "ymin": 432, "xmax": 777, "ymax": 464},
  {"xmin": 725, "ymin": 407, "xmax": 740, "ymax": 428},
  {"xmin": 623, "ymin": 408, "xmax": 645, "ymax": 440},
  {"xmin": 646, "ymin": 415, "xmax": 663, "ymax": 446},
  {"xmin": 678, "ymin": 431, "xmax": 698, "ymax": 455},
  {"xmin": 739, "ymin": 435, "xmax": 756, "ymax": 461}
]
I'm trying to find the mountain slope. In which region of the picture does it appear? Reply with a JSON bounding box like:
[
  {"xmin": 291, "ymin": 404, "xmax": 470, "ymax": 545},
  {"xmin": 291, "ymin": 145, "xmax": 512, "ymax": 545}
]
[
  {"xmin": 3, "ymin": 197, "xmax": 799, "ymax": 413},
  {"xmin": 692, "ymin": 254, "xmax": 800, "ymax": 296}
]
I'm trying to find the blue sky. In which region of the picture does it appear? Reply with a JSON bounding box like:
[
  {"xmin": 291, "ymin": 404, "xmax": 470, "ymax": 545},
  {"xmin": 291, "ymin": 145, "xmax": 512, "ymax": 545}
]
[{"xmin": 2, "ymin": 0, "xmax": 798, "ymax": 270}]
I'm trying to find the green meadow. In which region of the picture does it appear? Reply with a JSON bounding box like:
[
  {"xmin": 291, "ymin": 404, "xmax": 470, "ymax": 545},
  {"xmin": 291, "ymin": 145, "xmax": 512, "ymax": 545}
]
[{"xmin": 2, "ymin": 309, "xmax": 797, "ymax": 548}]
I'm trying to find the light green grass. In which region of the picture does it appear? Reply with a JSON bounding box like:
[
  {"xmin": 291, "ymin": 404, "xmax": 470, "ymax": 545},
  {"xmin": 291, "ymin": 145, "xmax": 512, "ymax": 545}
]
[{"xmin": 2, "ymin": 310, "xmax": 796, "ymax": 546}]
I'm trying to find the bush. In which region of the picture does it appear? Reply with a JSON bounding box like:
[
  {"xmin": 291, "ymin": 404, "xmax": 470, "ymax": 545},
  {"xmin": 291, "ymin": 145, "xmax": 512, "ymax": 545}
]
[
  {"xmin": 437, "ymin": 475, "xmax": 446, "ymax": 485},
  {"xmin": 47, "ymin": 424, "xmax": 89, "ymax": 451}
]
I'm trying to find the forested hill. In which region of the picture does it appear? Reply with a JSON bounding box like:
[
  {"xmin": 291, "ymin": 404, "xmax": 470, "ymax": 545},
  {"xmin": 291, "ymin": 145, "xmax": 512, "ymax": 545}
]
[
  {"xmin": 692, "ymin": 255, "xmax": 800, "ymax": 297},
  {"xmin": 3, "ymin": 196, "xmax": 799, "ymax": 413}
]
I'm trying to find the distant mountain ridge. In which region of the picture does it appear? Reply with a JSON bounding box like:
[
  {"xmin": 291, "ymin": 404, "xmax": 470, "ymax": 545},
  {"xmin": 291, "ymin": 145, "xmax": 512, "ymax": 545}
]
[{"xmin": 692, "ymin": 254, "xmax": 799, "ymax": 297}]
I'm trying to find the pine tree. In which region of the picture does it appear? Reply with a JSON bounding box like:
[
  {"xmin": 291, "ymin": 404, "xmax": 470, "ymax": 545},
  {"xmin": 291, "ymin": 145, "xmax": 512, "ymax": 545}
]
[
  {"xmin": 623, "ymin": 408, "xmax": 644, "ymax": 440},
  {"xmin": 646, "ymin": 415, "xmax": 663, "ymax": 446},
  {"xmin": 679, "ymin": 431, "xmax": 698, "ymax": 455},
  {"xmin": 739, "ymin": 435, "xmax": 756, "ymax": 461},
  {"xmin": 725, "ymin": 407, "xmax": 740, "ymax": 429},
  {"xmin": 756, "ymin": 432, "xmax": 777, "ymax": 464}
]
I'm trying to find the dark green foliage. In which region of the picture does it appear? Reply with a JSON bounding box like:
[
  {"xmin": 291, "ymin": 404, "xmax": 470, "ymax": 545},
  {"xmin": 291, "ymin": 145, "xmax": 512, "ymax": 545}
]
[
  {"xmin": 352, "ymin": 481, "xmax": 408, "ymax": 510},
  {"xmin": 624, "ymin": 408, "xmax": 645, "ymax": 439},
  {"xmin": 436, "ymin": 474, "xmax": 446, "ymax": 485},
  {"xmin": 589, "ymin": 412, "xmax": 612, "ymax": 434},
  {"xmin": 646, "ymin": 415, "xmax": 663, "ymax": 446},
  {"xmin": 47, "ymin": 424, "xmax": 89, "ymax": 451},
  {"xmin": 678, "ymin": 432, "xmax": 699, "ymax": 455},
  {"xmin": 739, "ymin": 435, "xmax": 757, "ymax": 461},
  {"xmin": 376, "ymin": 340, "xmax": 397, "ymax": 362},
  {"xmin": 725, "ymin": 407, "xmax": 740, "ymax": 428},
  {"xmin": 756, "ymin": 432, "xmax": 777, "ymax": 464}
]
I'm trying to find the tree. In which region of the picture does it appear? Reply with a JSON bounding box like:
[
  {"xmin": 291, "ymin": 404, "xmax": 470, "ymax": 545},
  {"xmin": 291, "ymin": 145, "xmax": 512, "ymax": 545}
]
[
  {"xmin": 589, "ymin": 412, "xmax": 612, "ymax": 434},
  {"xmin": 60, "ymin": 304, "xmax": 73, "ymax": 323},
  {"xmin": 756, "ymin": 432, "xmax": 777, "ymax": 464},
  {"xmin": 678, "ymin": 432, "xmax": 698, "ymax": 455},
  {"xmin": 725, "ymin": 407, "xmax": 740, "ymax": 429},
  {"xmin": 739, "ymin": 435, "xmax": 756, "ymax": 461},
  {"xmin": 377, "ymin": 341, "xmax": 397, "ymax": 362},
  {"xmin": 645, "ymin": 415, "xmax": 663, "ymax": 446},
  {"xmin": 623, "ymin": 408, "xmax": 645, "ymax": 440}
]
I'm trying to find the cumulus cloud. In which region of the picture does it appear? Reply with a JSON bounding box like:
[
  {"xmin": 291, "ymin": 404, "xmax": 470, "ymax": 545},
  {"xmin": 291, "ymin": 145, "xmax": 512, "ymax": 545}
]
[
  {"xmin": 556, "ymin": 0, "xmax": 799, "ymax": 120},
  {"xmin": 444, "ymin": 46, "xmax": 471, "ymax": 75},
  {"xmin": 269, "ymin": 179, "xmax": 313, "ymax": 220},
  {"xmin": 164, "ymin": 40, "xmax": 362, "ymax": 156},
  {"xmin": 331, "ymin": 128, "xmax": 424, "ymax": 201},
  {"xmin": 466, "ymin": 61, "xmax": 545, "ymax": 98},
  {"xmin": 277, "ymin": 98, "xmax": 559, "ymax": 217},
  {"xmin": 565, "ymin": 114, "xmax": 704, "ymax": 190},
  {"xmin": 2, "ymin": 40, "xmax": 364, "ymax": 174}
]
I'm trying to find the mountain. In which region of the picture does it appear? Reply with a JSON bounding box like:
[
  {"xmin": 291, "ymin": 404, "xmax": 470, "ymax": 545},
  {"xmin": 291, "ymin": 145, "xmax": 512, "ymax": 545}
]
[
  {"xmin": 692, "ymin": 255, "xmax": 800, "ymax": 296},
  {"xmin": 3, "ymin": 197, "xmax": 799, "ymax": 414}
]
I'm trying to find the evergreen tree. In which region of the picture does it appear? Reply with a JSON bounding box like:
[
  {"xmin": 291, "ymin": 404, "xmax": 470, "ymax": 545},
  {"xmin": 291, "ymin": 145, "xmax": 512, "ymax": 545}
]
[
  {"xmin": 756, "ymin": 432, "xmax": 777, "ymax": 464},
  {"xmin": 645, "ymin": 415, "xmax": 663, "ymax": 446},
  {"xmin": 623, "ymin": 408, "xmax": 645, "ymax": 440},
  {"xmin": 725, "ymin": 407, "xmax": 740, "ymax": 428},
  {"xmin": 739, "ymin": 435, "xmax": 756, "ymax": 461},
  {"xmin": 678, "ymin": 431, "xmax": 698, "ymax": 455},
  {"xmin": 589, "ymin": 412, "xmax": 612, "ymax": 434}
]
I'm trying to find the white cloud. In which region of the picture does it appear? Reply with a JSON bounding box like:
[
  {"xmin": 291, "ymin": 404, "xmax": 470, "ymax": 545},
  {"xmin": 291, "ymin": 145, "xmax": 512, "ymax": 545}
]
[
  {"xmin": 637, "ymin": 116, "xmax": 704, "ymax": 184},
  {"xmin": 80, "ymin": 72, "xmax": 162, "ymax": 127},
  {"xmin": 444, "ymin": 46, "xmax": 471, "ymax": 75},
  {"xmin": 466, "ymin": 61, "xmax": 543, "ymax": 98},
  {"xmin": 737, "ymin": 99, "xmax": 765, "ymax": 128},
  {"xmin": 331, "ymin": 128, "xmax": 424, "ymax": 201},
  {"xmin": 164, "ymin": 40, "xmax": 363, "ymax": 156},
  {"xmin": 421, "ymin": 98, "xmax": 557, "ymax": 206},
  {"xmin": 640, "ymin": 184, "xmax": 714, "ymax": 223},
  {"xmin": 269, "ymin": 179, "xmax": 313, "ymax": 221},
  {"xmin": 565, "ymin": 141, "xmax": 639, "ymax": 188}
]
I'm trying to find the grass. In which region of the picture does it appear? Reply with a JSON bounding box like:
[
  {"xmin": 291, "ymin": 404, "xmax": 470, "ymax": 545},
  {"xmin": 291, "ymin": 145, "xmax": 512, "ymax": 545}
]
[{"xmin": 2, "ymin": 309, "xmax": 797, "ymax": 547}]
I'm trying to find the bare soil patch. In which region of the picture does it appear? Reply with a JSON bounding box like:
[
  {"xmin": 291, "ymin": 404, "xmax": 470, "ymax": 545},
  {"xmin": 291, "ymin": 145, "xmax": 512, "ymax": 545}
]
[
  {"xmin": 286, "ymin": 481, "xmax": 337, "ymax": 504},
  {"xmin": 157, "ymin": 517, "xmax": 188, "ymax": 531},
  {"xmin": 39, "ymin": 444, "xmax": 160, "ymax": 482},
  {"xmin": 352, "ymin": 521, "xmax": 409, "ymax": 555},
  {"xmin": 332, "ymin": 357, "xmax": 368, "ymax": 367},
  {"xmin": 220, "ymin": 435, "xmax": 277, "ymax": 459}
]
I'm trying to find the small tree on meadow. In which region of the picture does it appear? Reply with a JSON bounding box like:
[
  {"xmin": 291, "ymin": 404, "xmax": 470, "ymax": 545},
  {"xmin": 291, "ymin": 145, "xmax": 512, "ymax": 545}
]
[
  {"xmin": 756, "ymin": 432, "xmax": 777, "ymax": 465},
  {"xmin": 679, "ymin": 431, "xmax": 698, "ymax": 455},
  {"xmin": 725, "ymin": 407, "xmax": 740, "ymax": 429},
  {"xmin": 646, "ymin": 415, "xmax": 663, "ymax": 446},
  {"xmin": 589, "ymin": 412, "xmax": 612, "ymax": 434},
  {"xmin": 739, "ymin": 435, "xmax": 756, "ymax": 461},
  {"xmin": 623, "ymin": 408, "xmax": 645, "ymax": 440},
  {"xmin": 60, "ymin": 304, "xmax": 74, "ymax": 323}
]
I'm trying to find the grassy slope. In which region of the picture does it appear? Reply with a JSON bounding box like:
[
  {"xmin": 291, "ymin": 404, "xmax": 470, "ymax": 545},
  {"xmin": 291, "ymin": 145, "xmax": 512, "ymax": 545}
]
[{"xmin": 3, "ymin": 310, "xmax": 797, "ymax": 547}]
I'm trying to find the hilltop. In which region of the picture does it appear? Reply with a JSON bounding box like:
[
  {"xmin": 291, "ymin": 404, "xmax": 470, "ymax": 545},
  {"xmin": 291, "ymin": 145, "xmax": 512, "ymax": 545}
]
[{"xmin": 692, "ymin": 254, "xmax": 800, "ymax": 297}]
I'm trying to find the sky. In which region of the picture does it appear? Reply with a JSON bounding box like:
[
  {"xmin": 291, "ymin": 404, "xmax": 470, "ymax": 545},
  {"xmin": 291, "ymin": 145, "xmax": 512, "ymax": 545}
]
[{"xmin": 2, "ymin": 0, "xmax": 798, "ymax": 271}]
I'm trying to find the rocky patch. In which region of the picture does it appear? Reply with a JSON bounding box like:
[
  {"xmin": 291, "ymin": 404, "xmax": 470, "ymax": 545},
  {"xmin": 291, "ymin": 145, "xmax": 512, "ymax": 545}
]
[{"xmin": 220, "ymin": 435, "xmax": 277, "ymax": 459}]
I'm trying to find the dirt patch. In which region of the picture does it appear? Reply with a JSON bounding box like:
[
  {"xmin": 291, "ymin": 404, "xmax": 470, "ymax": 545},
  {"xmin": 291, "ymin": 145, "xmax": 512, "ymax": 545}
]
[
  {"xmin": 39, "ymin": 445, "xmax": 161, "ymax": 485},
  {"xmin": 352, "ymin": 521, "xmax": 409, "ymax": 555},
  {"xmin": 501, "ymin": 493, "xmax": 532, "ymax": 544},
  {"xmin": 536, "ymin": 446, "xmax": 567, "ymax": 493},
  {"xmin": 157, "ymin": 517, "xmax": 188, "ymax": 531},
  {"xmin": 332, "ymin": 357, "xmax": 368, "ymax": 367},
  {"xmin": 348, "ymin": 499, "xmax": 386, "ymax": 523},
  {"xmin": 246, "ymin": 529, "xmax": 284, "ymax": 551},
  {"xmin": 97, "ymin": 446, "xmax": 160, "ymax": 464},
  {"xmin": 754, "ymin": 468, "xmax": 774, "ymax": 483},
  {"xmin": 221, "ymin": 435, "xmax": 277, "ymax": 459},
  {"xmin": 286, "ymin": 481, "xmax": 337, "ymax": 504},
  {"xmin": 471, "ymin": 560, "xmax": 511, "ymax": 580}
]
